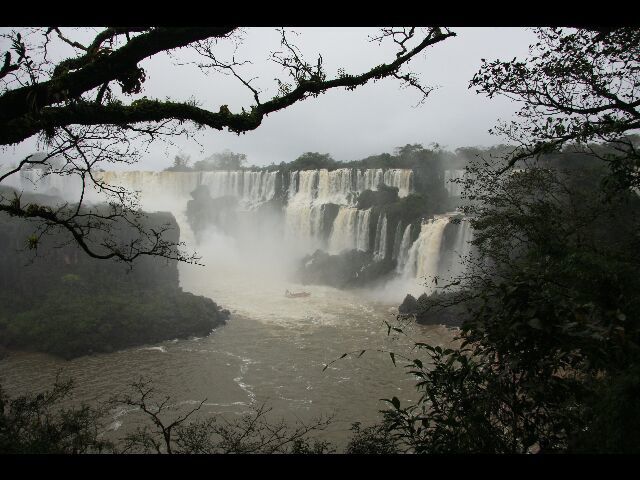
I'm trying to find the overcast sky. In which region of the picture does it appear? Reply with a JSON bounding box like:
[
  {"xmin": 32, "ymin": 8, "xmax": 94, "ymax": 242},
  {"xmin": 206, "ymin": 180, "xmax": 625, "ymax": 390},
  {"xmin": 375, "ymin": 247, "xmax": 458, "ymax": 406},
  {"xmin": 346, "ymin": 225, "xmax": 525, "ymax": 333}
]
[{"xmin": 0, "ymin": 27, "xmax": 537, "ymax": 170}]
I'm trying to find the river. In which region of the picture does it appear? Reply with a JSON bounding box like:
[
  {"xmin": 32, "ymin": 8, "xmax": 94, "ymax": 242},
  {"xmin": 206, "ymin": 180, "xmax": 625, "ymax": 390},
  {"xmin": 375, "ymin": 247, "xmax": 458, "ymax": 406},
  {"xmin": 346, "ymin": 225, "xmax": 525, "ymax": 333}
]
[{"xmin": 0, "ymin": 258, "xmax": 453, "ymax": 449}]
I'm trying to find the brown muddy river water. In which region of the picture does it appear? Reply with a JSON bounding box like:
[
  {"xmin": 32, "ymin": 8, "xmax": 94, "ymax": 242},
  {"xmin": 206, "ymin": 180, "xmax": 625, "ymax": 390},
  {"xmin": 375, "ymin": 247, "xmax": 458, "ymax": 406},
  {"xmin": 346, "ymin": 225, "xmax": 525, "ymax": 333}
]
[{"xmin": 0, "ymin": 261, "xmax": 454, "ymax": 448}]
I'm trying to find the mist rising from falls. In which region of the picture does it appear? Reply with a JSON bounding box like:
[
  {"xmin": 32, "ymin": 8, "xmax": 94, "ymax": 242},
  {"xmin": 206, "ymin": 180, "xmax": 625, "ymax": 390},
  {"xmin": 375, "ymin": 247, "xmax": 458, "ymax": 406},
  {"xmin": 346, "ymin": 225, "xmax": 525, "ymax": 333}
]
[{"xmin": 8, "ymin": 167, "xmax": 475, "ymax": 305}]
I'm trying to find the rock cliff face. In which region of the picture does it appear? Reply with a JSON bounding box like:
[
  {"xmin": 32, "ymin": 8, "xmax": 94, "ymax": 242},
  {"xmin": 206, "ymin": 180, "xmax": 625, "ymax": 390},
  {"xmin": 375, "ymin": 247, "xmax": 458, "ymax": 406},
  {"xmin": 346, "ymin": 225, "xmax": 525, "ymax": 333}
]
[
  {"xmin": 295, "ymin": 249, "xmax": 396, "ymax": 289},
  {"xmin": 0, "ymin": 188, "xmax": 229, "ymax": 359},
  {"xmin": 398, "ymin": 292, "xmax": 467, "ymax": 328}
]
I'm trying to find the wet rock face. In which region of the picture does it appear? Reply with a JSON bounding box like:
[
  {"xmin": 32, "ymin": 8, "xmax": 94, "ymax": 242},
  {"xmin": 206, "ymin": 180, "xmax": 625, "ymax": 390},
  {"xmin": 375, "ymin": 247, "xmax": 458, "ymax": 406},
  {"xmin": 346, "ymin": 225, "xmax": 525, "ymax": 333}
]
[
  {"xmin": 413, "ymin": 292, "xmax": 466, "ymax": 328},
  {"xmin": 397, "ymin": 291, "xmax": 467, "ymax": 328},
  {"xmin": 295, "ymin": 249, "xmax": 396, "ymax": 289},
  {"xmin": 356, "ymin": 185, "xmax": 399, "ymax": 210},
  {"xmin": 398, "ymin": 294, "xmax": 418, "ymax": 314}
]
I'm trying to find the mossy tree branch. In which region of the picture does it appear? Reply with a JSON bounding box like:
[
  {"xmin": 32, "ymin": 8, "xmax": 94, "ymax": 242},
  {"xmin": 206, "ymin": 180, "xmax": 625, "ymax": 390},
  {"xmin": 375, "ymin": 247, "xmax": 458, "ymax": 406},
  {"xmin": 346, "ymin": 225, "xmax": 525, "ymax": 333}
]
[{"xmin": 0, "ymin": 28, "xmax": 455, "ymax": 145}]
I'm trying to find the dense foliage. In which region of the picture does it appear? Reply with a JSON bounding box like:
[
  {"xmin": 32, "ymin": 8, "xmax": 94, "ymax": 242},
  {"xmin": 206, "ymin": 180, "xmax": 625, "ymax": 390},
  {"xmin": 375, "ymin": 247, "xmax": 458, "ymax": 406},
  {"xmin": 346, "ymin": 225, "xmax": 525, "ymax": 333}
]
[
  {"xmin": 0, "ymin": 376, "xmax": 401, "ymax": 454},
  {"xmin": 0, "ymin": 193, "xmax": 229, "ymax": 359},
  {"xmin": 382, "ymin": 153, "xmax": 640, "ymax": 453},
  {"xmin": 0, "ymin": 377, "xmax": 109, "ymax": 453},
  {"xmin": 0, "ymin": 287, "xmax": 228, "ymax": 359},
  {"xmin": 165, "ymin": 150, "xmax": 249, "ymax": 172},
  {"xmin": 378, "ymin": 27, "xmax": 640, "ymax": 454}
]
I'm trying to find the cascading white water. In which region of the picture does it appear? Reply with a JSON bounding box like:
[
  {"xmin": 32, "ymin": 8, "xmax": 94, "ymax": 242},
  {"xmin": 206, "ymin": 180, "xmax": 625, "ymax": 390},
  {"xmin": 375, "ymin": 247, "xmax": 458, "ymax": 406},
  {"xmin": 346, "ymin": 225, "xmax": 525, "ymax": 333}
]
[
  {"xmin": 356, "ymin": 209, "xmax": 371, "ymax": 252},
  {"xmin": 448, "ymin": 218, "xmax": 474, "ymax": 281},
  {"xmin": 10, "ymin": 166, "xmax": 413, "ymax": 257},
  {"xmin": 7, "ymin": 165, "xmax": 477, "ymax": 306},
  {"xmin": 396, "ymin": 224, "xmax": 412, "ymax": 273},
  {"xmin": 379, "ymin": 217, "xmax": 450, "ymax": 301},
  {"xmin": 2, "ymin": 164, "xmax": 467, "ymax": 446},
  {"xmin": 391, "ymin": 221, "xmax": 403, "ymax": 260},
  {"xmin": 383, "ymin": 169, "xmax": 412, "ymax": 197},
  {"xmin": 284, "ymin": 170, "xmax": 323, "ymax": 252},
  {"xmin": 373, "ymin": 214, "xmax": 388, "ymax": 261},
  {"xmin": 328, "ymin": 207, "xmax": 359, "ymax": 254},
  {"xmin": 199, "ymin": 170, "xmax": 278, "ymax": 207},
  {"xmin": 356, "ymin": 169, "xmax": 383, "ymax": 194},
  {"xmin": 284, "ymin": 168, "xmax": 411, "ymax": 254},
  {"xmin": 379, "ymin": 215, "xmax": 388, "ymax": 260},
  {"xmin": 200, "ymin": 171, "xmax": 242, "ymax": 198},
  {"xmin": 287, "ymin": 170, "xmax": 298, "ymax": 199},
  {"xmin": 327, "ymin": 207, "xmax": 371, "ymax": 254},
  {"xmin": 353, "ymin": 169, "xmax": 412, "ymax": 198},
  {"xmin": 284, "ymin": 203, "xmax": 325, "ymax": 253},
  {"xmin": 316, "ymin": 169, "xmax": 356, "ymax": 205},
  {"xmin": 96, "ymin": 171, "xmax": 201, "ymax": 209},
  {"xmin": 285, "ymin": 168, "xmax": 413, "ymax": 204},
  {"xmin": 403, "ymin": 216, "xmax": 450, "ymax": 284}
]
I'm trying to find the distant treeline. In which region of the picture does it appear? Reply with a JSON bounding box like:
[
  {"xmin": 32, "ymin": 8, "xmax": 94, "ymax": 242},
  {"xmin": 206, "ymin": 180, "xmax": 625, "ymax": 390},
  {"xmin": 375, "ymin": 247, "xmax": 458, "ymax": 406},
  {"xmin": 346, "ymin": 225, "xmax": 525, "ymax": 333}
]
[
  {"xmin": 164, "ymin": 138, "xmax": 640, "ymax": 175},
  {"xmin": 164, "ymin": 143, "xmax": 513, "ymax": 173}
]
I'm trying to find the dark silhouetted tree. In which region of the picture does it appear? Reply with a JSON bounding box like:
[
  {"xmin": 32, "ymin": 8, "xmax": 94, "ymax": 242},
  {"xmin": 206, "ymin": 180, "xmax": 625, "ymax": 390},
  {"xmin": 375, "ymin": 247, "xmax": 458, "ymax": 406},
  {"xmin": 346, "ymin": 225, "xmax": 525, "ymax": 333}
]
[{"xmin": 0, "ymin": 27, "xmax": 455, "ymax": 262}]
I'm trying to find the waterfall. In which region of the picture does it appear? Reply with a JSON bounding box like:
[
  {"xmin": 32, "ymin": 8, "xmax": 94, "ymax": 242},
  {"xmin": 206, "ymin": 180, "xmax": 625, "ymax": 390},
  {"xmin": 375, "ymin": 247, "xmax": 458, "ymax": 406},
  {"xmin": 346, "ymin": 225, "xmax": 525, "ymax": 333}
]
[
  {"xmin": 284, "ymin": 170, "xmax": 322, "ymax": 251},
  {"xmin": 356, "ymin": 169, "xmax": 382, "ymax": 193},
  {"xmin": 13, "ymin": 166, "xmax": 412, "ymax": 206},
  {"xmin": 96, "ymin": 171, "xmax": 201, "ymax": 206},
  {"xmin": 448, "ymin": 218, "xmax": 474, "ymax": 280},
  {"xmin": 396, "ymin": 224, "xmax": 412, "ymax": 273},
  {"xmin": 403, "ymin": 216, "xmax": 449, "ymax": 284},
  {"xmin": 328, "ymin": 207, "xmax": 359, "ymax": 253},
  {"xmin": 286, "ymin": 168, "xmax": 413, "ymax": 205},
  {"xmin": 284, "ymin": 205, "xmax": 324, "ymax": 250},
  {"xmin": 383, "ymin": 169, "xmax": 413, "ymax": 197},
  {"xmin": 373, "ymin": 214, "xmax": 388, "ymax": 261},
  {"xmin": 201, "ymin": 171, "xmax": 241, "ymax": 198},
  {"xmin": 199, "ymin": 170, "xmax": 278, "ymax": 206},
  {"xmin": 327, "ymin": 207, "xmax": 373, "ymax": 254},
  {"xmin": 316, "ymin": 169, "xmax": 356, "ymax": 205},
  {"xmin": 283, "ymin": 168, "xmax": 411, "ymax": 253},
  {"xmin": 379, "ymin": 215, "xmax": 388, "ymax": 260},
  {"xmin": 288, "ymin": 170, "xmax": 299, "ymax": 199},
  {"xmin": 373, "ymin": 215, "xmax": 381, "ymax": 258},
  {"xmin": 352, "ymin": 169, "xmax": 412, "ymax": 198},
  {"xmin": 391, "ymin": 221, "xmax": 403, "ymax": 260},
  {"xmin": 356, "ymin": 209, "xmax": 371, "ymax": 252},
  {"xmin": 15, "ymin": 168, "xmax": 85, "ymax": 199},
  {"xmin": 10, "ymin": 166, "xmax": 413, "ymax": 256}
]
